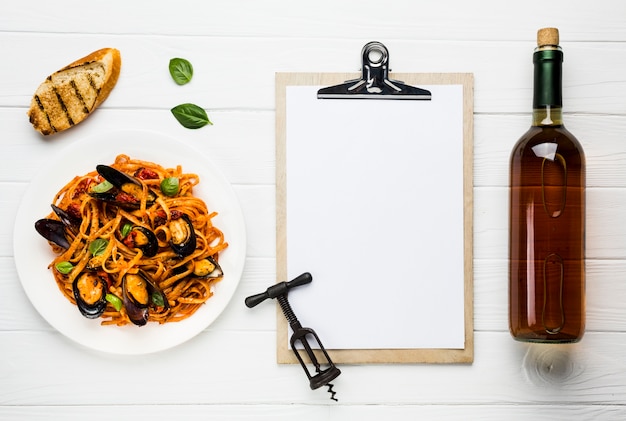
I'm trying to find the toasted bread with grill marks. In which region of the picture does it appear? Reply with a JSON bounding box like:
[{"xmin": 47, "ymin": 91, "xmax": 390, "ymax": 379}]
[{"xmin": 27, "ymin": 48, "xmax": 121, "ymax": 135}]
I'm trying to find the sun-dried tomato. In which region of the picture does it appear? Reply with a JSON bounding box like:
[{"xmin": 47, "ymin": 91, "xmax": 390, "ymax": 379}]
[
  {"xmin": 134, "ymin": 167, "xmax": 159, "ymax": 180},
  {"xmin": 154, "ymin": 210, "xmax": 167, "ymax": 227},
  {"xmin": 67, "ymin": 202, "xmax": 82, "ymax": 220},
  {"xmin": 71, "ymin": 178, "xmax": 94, "ymax": 199},
  {"xmin": 123, "ymin": 230, "xmax": 137, "ymax": 248},
  {"xmin": 115, "ymin": 192, "xmax": 139, "ymax": 205}
]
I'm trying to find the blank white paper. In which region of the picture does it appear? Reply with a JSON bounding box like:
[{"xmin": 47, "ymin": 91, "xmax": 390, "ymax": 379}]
[{"xmin": 285, "ymin": 85, "xmax": 465, "ymax": 349}]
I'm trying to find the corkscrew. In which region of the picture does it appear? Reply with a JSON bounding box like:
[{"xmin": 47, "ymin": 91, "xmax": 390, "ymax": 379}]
[{"xmin": 245, "ymin": 272, "xmax": 341, "ymax": 401}]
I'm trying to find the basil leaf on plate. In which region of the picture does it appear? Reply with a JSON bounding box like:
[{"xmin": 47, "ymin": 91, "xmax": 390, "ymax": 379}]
[
  {"xmin": 151, "ymin": 291, "xmax": 165, "ymax": 307},
  {"xmin": 92, "ymin": 180, "xmax": 113, "ymax": 193},
  {"xmin": 55, "ymin": 261, "xmax": 74, "ymax": 274},
  {"xmin": 160, "ymin": 177, "xmax": 180, "ymax": 196},
  {"xmin": 105, "ymin": 294, "xmax": 123, "ymax": 311},
  {"xmin": 121, "ymin": 222, "xmax": 133, "ymax": 238},
  {"xmin": 169, "ymin": 58, "xmax": 194, "ymax": 85},
  {"xmin": 89, "ymin": 238, "xmax": 108, "ymax": 256},
  {"xmin": 171, "ymin": 103, "xmax": 212, "ymax": 129}
]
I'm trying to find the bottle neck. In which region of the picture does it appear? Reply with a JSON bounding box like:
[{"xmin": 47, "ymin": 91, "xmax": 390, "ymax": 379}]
[
  {"xmin": 532, "ymin": 106, "xmax": 563, "ymax": 126},
  {"xmin": 532, "ymin": 47, "xmax": 564, "ymax": 127}
]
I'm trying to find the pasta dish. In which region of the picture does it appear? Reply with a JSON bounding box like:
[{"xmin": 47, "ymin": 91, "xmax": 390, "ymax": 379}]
[{"xmin": 34, "ymin": 154, "xmax": 227, "ymax": 326}]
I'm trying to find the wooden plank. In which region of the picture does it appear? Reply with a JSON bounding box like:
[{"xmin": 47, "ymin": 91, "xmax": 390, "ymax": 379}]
[
  {"xmin": 0, "ymin": 108, "xmax": 275, "ymax": 187},
  {"xmin": 0, "ymin": 331, "xmax": 624, "ymax": 405},
  {"xmin": 0, "ymin": 404, "xmax": 624, "ymax": 420},
  {"xmin": 473, "ymin": 258, "xmax": 626, "ymax": 332},
  {"xmin": 474, "ymin": 115, "xmax": 626, "ymax": 189},
  {"xmin": 474, "ymin": 187, "xmax": 626, "ymax": 260},
  {"xmin": 1, "ymin": 35, "xmax": 625, "ymax": 114},
  {"xmin": 4, "ymin": 252, "xmax": 626, "ymax": 335},
  {"xmin": 6, "ymin": 109, "xmax": 626, "ymax": 189},
  {"xmin": 3, "ymin": 0, "xmax": 626, "ymax": 41}
]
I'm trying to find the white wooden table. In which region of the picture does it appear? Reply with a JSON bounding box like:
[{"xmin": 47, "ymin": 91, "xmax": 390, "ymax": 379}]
[{"xmin": 2, "ymin": 1, "xmax": 625, "ymax": 419}]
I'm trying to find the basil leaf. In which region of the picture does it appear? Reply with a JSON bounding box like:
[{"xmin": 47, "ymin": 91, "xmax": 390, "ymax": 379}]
[
  {"xmin": 89, "ymin": 238, "xmax": 108, "ymax": 256},
  {"xmin": 160, "ymin": 177, "xmax": 180, "ymax": 197},
  {"xmin": 92, "ymin": 180, "xmax": 113, "ymax": 193},
  {"xmin": 105, "ymin": 293, "xmax": 123, "ymax": 311},
  {"xmin": 55, "ymin": 261, "xmax": 74, "ymax": 274},
  {"xmin": 171, "ymin": 103, "xmax": 212, "ymax": 129},
  {"xmin": 121, "ymin": 223, "xmax": 133, "ymax": 238},
  {"xmin": 151, "ymin": 292, "xmax": 165, "ymax": 307},
  {"xmin": 169, "ymin": 58, "xmax": 193, "ymax": 85}
]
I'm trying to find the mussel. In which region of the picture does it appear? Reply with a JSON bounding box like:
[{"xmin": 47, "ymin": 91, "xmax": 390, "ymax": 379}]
[
  {"xmin": 122, "ymin": 270, "xmax": 169, "ymax": 326},
  {"xmin": 123, "ymin": 226, "xmax": 158, "ymax": 257},
  {"xmin": 35, "ymin": 204, "xmax": 82, "ymax": 249},
  {"xmin": 191, "ymin": 256, "xmax": 223, "ymax": 279},
  {"xmin": 51, "ymin": 204, "xmax": 81, "ymax": 233},
  {"xmin": 169, "ymin": 213, "xmax": 196, "ymax": 257},
  {"xmin": 35, "ymin": 219, "xmax": 71, "ymax": 249},
  {"xmin": 89, "ymin": 165, "xmax": 156, "ymax": 209},
  {"xmin": 72, "ymin": 272, "xmax": 108, "ymax": 319}
]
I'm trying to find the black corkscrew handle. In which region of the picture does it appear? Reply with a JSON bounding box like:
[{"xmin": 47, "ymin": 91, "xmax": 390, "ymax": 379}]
[
  {"xmin": 244, "ymin": 272, "xmax": 312, "ymax": 308},
  {"xmin": 244, "ymin": 272, "xmax": 341, "ymax": 402}
]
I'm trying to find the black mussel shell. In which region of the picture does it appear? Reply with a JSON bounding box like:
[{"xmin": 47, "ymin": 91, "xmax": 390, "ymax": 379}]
[
  {"xmin": 129, "ymin": 226, "xmax": 158, "ymax": 258},
  {"xmin": 90, "ymin": 165, "xmax": 156, "ymax": 209},
  {"xmin": 191, "ymin": 256, "xmax": 223, "ymax": 279},
  {"xmin": 169, "ymin": 214, "xmax": 196, "ymax": 257},
  {"xmin": 51, "ymin": 204, "xmax": 81, "ymax": 233},
  {"xmin": 35, "ymin": 218, "xmax": 71, "ymax": 249},
  {"xmin": 122, "ymin": 270, "xmax": 169, "ymax": 326},
  {"xmin": 122, "ymin": 272, "xmax": 150, "ymax": 326},
  {"xmin": 72, "ymin": 272, "xmax": 108, "ymax": 319},
  {"xmin": 96, "ymin": 165, "xmax": 138, "ymax": 189}
]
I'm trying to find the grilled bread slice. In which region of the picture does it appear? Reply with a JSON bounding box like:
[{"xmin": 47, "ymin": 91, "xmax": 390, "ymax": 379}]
[{"xmin": 27, "ymin": 48, "xmax": 121, "ymax": 135}]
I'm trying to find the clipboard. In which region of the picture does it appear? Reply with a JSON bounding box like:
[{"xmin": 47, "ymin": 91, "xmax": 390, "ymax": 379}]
[{"xmin": 276, "ymin": 42, "xmax": 474, "ymax": 364}]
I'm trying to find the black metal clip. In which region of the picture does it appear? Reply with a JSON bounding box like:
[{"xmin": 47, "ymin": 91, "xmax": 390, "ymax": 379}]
[
  {"xmin": 245, "ymin": 272, "xmax": 341, "ymax": 401},
  {"xmin": 317, "ymin": 41, "xmax": 432, "ymax": 100}
]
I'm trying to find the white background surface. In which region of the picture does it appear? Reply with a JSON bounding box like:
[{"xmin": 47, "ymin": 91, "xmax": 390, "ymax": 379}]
[{"xmin": 1, "ymin": 1, "xmax": 625, "ymax": 419}]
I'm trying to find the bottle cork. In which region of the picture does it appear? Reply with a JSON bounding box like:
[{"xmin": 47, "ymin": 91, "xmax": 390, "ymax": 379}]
[{"xmin": 537, "ymin": 27, "xmax": 560, "ymax": 47}]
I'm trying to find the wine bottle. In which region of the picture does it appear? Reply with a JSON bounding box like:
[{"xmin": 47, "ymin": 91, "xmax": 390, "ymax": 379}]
[{"xmin": 509, "ymin": 28, "xmax": 586, "ymax": 343}]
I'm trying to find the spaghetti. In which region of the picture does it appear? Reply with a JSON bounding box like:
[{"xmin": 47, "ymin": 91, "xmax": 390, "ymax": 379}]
[{"xmin": 36, "ymin": 154, "xmax": 228, "ymax": 326}]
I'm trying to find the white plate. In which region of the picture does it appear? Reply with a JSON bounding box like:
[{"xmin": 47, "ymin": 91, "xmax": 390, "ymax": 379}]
[{"xmin": 13, "ymin": 130, "xmax": 246, "ymax": 355}]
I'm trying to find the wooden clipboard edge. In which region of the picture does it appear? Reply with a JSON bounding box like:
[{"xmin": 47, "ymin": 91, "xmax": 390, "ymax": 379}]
[{"xmin": 275, "ymin": 72, "xmax": 474, "ymax": 364}]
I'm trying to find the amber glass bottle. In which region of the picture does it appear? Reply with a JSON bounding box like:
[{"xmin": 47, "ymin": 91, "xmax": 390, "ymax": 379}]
[{"xmin": 509, "ymin": 28, "xmax": 585, "ymax": 343}]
